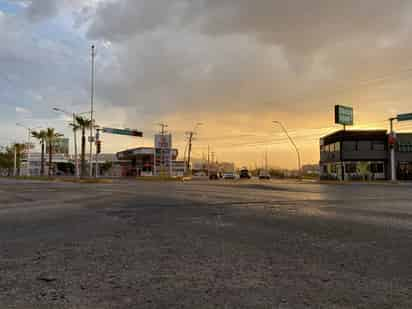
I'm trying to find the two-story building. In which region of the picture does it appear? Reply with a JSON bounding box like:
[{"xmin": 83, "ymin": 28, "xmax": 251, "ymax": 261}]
[{"xmin": 320, "ymin": 130, "xmax": 412, "ymax": 181}]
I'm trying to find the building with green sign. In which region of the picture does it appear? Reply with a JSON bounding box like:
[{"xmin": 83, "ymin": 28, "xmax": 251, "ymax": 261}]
[{"xmin": 320, "ymin": 130, "xmax": 412, "ymax": 181}]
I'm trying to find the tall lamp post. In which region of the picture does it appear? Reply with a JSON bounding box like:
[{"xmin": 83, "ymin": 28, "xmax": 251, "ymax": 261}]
[
  {"xmin": 273, "ymin": 121, "xmax": 301, "ymax": 178},
  {"xmin": 89, "ymin": 45, "xmax": 96, "ymax": 177}
]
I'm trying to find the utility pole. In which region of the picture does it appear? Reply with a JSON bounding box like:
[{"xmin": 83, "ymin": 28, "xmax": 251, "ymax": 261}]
[
  {"xmin": 273, "ymin": 121, "xmax": 301, "ymax": 178},
  {"xmin": 185, "ymin": 122, "xmax": 203, "ymax": 175},
  {"xmin": 89, "ymin": 44, "xmax": 96, "ymax": 177},
  {"xmin": 207, "ymin": 145, "xmax": 210, "ymax": 176},
  {"xmin": 186, "ymin": 131, "xmax": 194, "ymax": 172},
  {"xmin": 159, "ymin": 123, "xmax": 168, "ymax": 135}
]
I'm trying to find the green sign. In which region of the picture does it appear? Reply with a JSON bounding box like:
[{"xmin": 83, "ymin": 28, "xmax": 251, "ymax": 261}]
[
  {"xmin": 397, "ymin": 113, "xmax": 412, "ymax": 122},
  {"xmin": 335, "ymin": 105, "xmax": 354, "ymax": 126},
  {"xmin": 102, "ymin": 127, "xmax": 143, "ymax": 137}
]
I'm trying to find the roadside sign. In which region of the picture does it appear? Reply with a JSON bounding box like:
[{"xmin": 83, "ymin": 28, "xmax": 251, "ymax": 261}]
[
  {"xmin": 397, "ymin": 113, "xmax": 412, "ymax": 122},
  {"xmin": 102, "ymin": 127, "xmax": 143, "ymax": 137},
  {"xmin": 335, "ymin": 105, "xmax": 354, "ymax": 126},
  {"xmin": 155, "ymin": 134, "xmax": 172, "ymax": 149}
]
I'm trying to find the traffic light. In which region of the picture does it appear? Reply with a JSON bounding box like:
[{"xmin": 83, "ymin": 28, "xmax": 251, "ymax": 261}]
[{"xmin": 96, "ymin": 140, "xmax": 102, "ymax": 154}]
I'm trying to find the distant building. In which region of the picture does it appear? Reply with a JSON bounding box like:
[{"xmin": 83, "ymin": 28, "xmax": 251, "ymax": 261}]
[
  {"xmin": 320, "ymin": 130, "xmax": 412, "ymax": 180},
  {"xmin": 117, "ymin": 147, "xmax": 180, "ymax": 177}
]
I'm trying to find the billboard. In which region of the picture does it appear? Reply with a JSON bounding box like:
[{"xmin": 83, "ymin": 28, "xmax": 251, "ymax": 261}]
[
  {"xmin": 155, "ymin": 134, "xmax": 172, "ymax": 149},
  {"xmin": 335, "ymin": 105, "xmax": 353, "ymax": 126},
  {"xmin": 46, "ymin": 138, "xmax": 69, "ymax": 155}
]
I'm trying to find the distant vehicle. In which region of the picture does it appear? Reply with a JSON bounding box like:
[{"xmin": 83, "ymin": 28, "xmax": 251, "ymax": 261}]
[
  {"xmin": 259, "ymin": 170, "xmax": 271, "ymax": 180},
  {"xmin": 239, "ymin": 168, "xmax": 251, "ymax": 179},
  {"xmin": 223, "ymin": 172, "xmax": 236, "ymax": 179},
  {"xmin": 193, "ymin": 172, "xmax": 206, "ymax": 177}
]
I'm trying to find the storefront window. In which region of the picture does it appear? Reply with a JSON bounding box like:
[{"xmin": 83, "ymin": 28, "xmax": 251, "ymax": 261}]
[
  {"xmin": 369, "ymin": 163, "xmax": 384, "ymax": 174},
  {"xmin": 345, "ymin": 163, "xmax": 357, "ymax": 173}
]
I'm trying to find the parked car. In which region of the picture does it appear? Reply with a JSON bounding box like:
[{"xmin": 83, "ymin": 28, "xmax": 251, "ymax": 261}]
[
  {"xmin": 223, "ymin": 172, "xmax": 236, "ymax": 179},
  {"xmin": 239, "ymin": 168, "xmax": 251, "ymax": 179}
]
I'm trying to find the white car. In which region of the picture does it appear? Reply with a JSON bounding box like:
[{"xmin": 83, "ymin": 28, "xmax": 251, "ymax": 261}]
[{"xmin": 223, "ymin": 172, "xmax": 236, "ymax": 179}]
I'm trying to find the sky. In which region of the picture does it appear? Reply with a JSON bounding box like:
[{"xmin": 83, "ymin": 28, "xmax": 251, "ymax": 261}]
[{"xmin": 2, "ymin": 0, "xmax": 412, "ymax": 168}]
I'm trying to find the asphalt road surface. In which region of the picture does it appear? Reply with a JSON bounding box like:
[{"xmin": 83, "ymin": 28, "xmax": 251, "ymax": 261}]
[{"xmin": 1, "ymin": 178, "xmax": 412, "ymax": 308}]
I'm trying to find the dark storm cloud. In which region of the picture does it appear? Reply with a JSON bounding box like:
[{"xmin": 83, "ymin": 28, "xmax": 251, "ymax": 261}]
[
  {"xmin": 88, "ymin": 0, "xmax": 411, "ymax": 51},
  {"xmin": 82, "ymin": 0, "xmax": 412, "ymax": 121}
]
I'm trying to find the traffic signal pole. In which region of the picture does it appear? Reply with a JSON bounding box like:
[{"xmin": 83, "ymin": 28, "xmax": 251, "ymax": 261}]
[{"xmin": 389, "ymin": 117, "xmax": 397, "ymax": 182}]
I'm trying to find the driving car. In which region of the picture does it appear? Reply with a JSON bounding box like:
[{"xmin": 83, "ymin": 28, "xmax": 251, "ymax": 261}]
[
  {"xmin": 222, "ymin": 172, "xmax": 236, "ymax": 179},
  {"xmin": 239, "ymin": 168, "xmax": 251, "ymax": 179}
]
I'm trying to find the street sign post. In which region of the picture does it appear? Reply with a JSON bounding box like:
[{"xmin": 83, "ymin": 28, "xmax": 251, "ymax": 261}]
[
  {"xmin": 335, "ymin": 105, "xmax": 354, "ymax": 126},
  {"xmin": 102, "ymin": 127, "xmax": 143, "ymax": 137}
]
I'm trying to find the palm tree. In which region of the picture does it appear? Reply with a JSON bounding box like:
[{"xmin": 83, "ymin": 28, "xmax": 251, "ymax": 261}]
[
  {"xmin": 0, "ymin": 146, "xmax": 15, "ymax": 176},
  {"xmin": 75, "ymin": 116, "xmax": 92, "ymax": 177},
  {"xmin": 45, "ymin": 128, "xmax": 62, "ymax": 177},
  {"xmin": 31, "ymin": 130, "xmax": 47, "ymax": 176}
]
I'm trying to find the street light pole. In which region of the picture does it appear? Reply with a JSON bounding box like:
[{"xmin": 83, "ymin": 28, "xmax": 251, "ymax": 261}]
[
  {"xmin": 89, "ymin": 45, "xmax": 96, "ymax": 177},
  {"xmin": 273, "ymin": 121, "xmax": 302, "ymax": 178}
]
